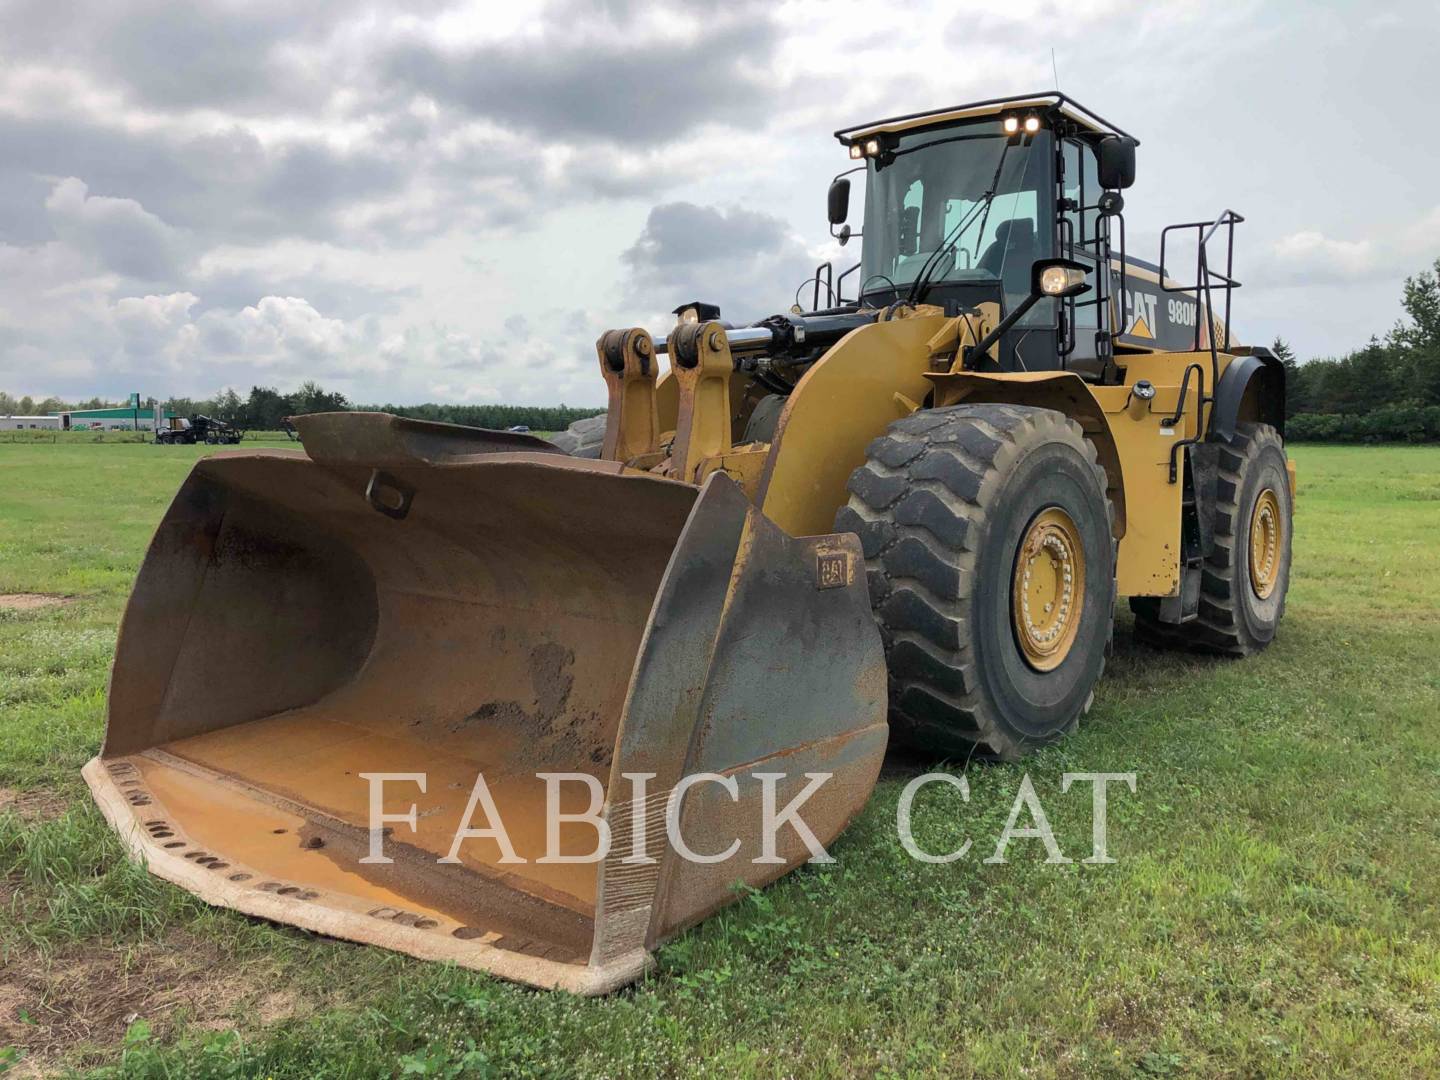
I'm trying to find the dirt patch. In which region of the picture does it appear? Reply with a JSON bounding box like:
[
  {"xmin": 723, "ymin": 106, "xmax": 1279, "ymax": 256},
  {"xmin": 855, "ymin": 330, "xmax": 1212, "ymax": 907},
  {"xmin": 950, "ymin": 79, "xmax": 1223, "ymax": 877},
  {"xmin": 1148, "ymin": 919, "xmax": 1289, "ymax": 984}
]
[
  {"xmin": 0, "ymin": 931, "xmax": 311, "ymax": 1073},
  {"xmin": 0, "ymin": 594, "xmax": 72, "ymax": 612},
  {"xmin": 529, "ymin": 642, "xmax": 575, "ymax": 720},
  {"xmin": 255, "ymin": 989, "xmax": 302, "ymax": 1025},
  {"xmin": 0, "ymin": 788, "xmax": 69, "ymax": 823},
  {"xmin": 0, "ymin": 984, "xmax": 37, "ymax": 1076}
]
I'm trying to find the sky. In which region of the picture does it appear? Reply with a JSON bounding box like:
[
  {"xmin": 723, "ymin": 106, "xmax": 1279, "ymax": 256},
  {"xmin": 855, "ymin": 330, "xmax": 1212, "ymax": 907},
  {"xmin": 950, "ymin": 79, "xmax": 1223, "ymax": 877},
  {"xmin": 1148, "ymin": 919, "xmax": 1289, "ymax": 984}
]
[{"xmin": 1, "ymin": 0, "xmax": 1436, "ymax": 408}]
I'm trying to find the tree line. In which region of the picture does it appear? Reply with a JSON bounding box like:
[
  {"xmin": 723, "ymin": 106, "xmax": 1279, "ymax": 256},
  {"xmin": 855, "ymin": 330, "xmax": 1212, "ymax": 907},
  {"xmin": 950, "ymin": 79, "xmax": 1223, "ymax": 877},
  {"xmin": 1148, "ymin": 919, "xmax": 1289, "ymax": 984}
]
[
  {"xmin": 0, "ymin": 386, "xmax": 345, "ymax": 426},
  {"xmin": 1274, "ymin": 257, "xmax": 1440, "ymax": 442},
  {"xmin": 355, "ymin": 402, "xmax": 606, "ymax": 432},
  {"xmin": 167, "ymin": 383, "xmax": 353, "ymax": 430},
  {"xmin": 216, "ymin": 386, "xmax": 603, "ymax": 432},
  {"xmin": 0, "ymin": 392, "xmax": 121, "ymax": 415},
  {"xmin": 176, "ymin": 385, "xmax": 605, "ymax": 432},
  {"xmin": 1, "ymin": 382, "xmax": 603, "ymax": 433}
]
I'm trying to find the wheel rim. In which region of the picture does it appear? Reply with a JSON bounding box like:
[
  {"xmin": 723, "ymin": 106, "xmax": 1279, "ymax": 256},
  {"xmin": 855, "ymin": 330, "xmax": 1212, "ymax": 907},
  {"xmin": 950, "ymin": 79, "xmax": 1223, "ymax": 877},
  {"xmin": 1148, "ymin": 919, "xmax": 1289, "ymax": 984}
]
[
  {"xmin": 1249, "ymin": 487, "xmax": 1282, "ymax": 600},
  {"xmin": 1011, "ymin": 506, "xmax": 1086, "ymax": 672}
]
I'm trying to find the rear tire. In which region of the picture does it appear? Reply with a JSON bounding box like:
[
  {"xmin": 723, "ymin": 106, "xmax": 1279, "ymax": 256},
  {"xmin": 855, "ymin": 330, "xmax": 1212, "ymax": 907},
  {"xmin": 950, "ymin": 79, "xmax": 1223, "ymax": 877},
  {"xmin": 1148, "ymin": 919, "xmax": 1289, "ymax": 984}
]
[
  {"xmin": 836, "ymin": 404, "xmax": 1115, "ymax": 761},
  {"xmin": 549, "ymin": 413, "xmax": 607, "ymax": 458},
  {"xmin": 1131, "ymin": 423, "xmax": 1291, "ymax": 655}
]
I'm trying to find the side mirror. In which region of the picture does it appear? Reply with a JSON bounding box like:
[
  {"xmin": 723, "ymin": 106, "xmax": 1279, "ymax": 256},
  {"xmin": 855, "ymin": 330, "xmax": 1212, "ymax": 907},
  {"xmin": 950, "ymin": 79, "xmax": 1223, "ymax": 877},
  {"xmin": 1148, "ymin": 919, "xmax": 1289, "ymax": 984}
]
[
  {"xmin": 827, "ymin": 177, "xmax": 851, "ymax": 225},
  {"xmin": 1097, "ymin": 136, "xmax": 1137, "ymax": 190}
]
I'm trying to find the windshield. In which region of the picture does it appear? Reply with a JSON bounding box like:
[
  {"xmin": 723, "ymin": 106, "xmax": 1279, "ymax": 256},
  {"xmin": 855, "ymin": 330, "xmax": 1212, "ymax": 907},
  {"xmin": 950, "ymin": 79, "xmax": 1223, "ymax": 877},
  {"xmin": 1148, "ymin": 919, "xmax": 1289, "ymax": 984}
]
[{"xmin": 860, "ymin": 121, "xmax": 1052, "ymax": 320}]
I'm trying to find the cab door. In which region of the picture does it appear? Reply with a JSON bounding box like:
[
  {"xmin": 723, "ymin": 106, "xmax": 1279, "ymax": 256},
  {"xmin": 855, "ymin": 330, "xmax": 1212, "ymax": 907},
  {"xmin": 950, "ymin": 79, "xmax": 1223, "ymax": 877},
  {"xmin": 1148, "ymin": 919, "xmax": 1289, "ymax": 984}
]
[{"xmin": 1059, "ymin": 137, "xmax": 1110, "ymax": 377}]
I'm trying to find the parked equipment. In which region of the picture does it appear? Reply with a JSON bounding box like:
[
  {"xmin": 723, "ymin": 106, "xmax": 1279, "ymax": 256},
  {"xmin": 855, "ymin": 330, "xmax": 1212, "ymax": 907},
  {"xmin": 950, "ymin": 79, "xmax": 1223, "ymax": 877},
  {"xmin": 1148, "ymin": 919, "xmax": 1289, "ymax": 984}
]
[
  {"xmin": 88, "ymin": 93, "xmax": 1293, "ymax": 993},
  {"xmin": 155, "ymin": 414, "xmax": 244, "ymax": 445}
]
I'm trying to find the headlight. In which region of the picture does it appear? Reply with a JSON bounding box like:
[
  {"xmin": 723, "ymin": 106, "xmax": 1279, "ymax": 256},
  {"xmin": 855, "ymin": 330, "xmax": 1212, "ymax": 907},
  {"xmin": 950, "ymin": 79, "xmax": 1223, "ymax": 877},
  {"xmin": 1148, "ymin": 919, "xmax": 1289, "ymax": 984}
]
[
  {"xmin": 1031, "ymin": 259, "xmax": 1091, "ymax": 298},
  {"xmin": 1039, "ymin": 266, "xmax": 1086, "ymax": 296}
]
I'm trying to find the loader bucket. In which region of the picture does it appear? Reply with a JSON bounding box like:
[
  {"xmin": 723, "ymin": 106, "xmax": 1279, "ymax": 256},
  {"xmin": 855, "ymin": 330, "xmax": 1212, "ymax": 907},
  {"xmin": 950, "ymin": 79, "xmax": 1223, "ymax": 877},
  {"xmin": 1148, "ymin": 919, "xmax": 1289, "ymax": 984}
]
[{"xmin": 85, "ymin": 413, "xmax": 887, "ymax": 993}]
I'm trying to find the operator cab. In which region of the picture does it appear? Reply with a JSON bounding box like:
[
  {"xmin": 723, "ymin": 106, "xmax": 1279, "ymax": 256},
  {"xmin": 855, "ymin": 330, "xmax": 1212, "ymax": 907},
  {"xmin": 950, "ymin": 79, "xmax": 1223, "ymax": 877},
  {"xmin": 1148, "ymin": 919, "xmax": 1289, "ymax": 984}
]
[{"xmin": 831, "ymin": 93, "xmax": 1137, "ymax": 382}]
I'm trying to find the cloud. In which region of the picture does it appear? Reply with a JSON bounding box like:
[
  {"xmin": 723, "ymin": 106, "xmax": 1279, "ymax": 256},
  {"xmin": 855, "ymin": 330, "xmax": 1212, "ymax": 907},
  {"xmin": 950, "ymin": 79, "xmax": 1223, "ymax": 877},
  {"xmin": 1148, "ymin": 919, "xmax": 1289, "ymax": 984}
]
[
  {"xmin": 0, "ymin": 1, "xmax": 839, "ymax": 406},
  {"xmin": 1253, "ymin": 211, "xmax": 1440, "ymax": 289},
  {"xmin": 1, "ymin": 0, "xmax": 348, "ymax": 112},
  {"xmin": 379, "ymin": 323, "xmax": 493, "ymax": 375},
  {"xmin": 0, "ymin": 284, "xmax": 385, "ymax": 387},
  {"xmin": 0, "ymin": 114, "xmax": 417, "ymax": 248},
  {"xmin": 0, "ymin": 170, "xmax": 57, "ymax": 245},
  {"xmin": 0, "ymin": 0, "xmax": 1436, "ymax": 398},
  {"xmin": 91, "ymin": 4, "xmax": 334, "ymax": 111},
  {"xmin": 0, "ymin": 0, "xmax": 793, "ymax": 257},
  {"xmin": 112, "ymin": 292, "xmax": 198, "ymax": 365},
  {"xmin": 192, "ymin": 296, "xmax": 382, "ymax": 375},
  {"xmin": 198, "ymin": 271, "xmax": 414, "ymax": 324},
  {"xmin": 1265, "ymin": 230, "xmax": 1378, "ymax": 283},
  {"xmin": 44, "ymin": 177, "xmax": 189, "ymax": 281},
  {"xmin": 379, "ymin": 3, "xmax": 786, "ymax": 145},
  {"xmin": 621, "ymin": 201, "xmax": 821, "ymax": 322}
]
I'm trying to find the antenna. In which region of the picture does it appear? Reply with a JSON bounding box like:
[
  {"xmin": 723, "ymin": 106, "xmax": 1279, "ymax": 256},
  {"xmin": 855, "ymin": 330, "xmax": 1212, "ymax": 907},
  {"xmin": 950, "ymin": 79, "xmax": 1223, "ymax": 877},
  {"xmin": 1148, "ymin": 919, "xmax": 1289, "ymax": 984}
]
[{"xmin": 1051, "ymin": 48, "xmax": 1060, "ymax": 91}]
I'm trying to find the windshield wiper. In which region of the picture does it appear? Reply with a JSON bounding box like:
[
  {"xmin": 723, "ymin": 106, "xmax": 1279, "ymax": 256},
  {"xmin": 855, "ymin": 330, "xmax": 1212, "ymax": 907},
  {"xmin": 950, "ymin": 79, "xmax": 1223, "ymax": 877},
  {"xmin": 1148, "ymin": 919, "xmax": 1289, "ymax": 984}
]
[{"xmin": 905, "ymin": 137, "xmax": 1014, "ymax": 307}]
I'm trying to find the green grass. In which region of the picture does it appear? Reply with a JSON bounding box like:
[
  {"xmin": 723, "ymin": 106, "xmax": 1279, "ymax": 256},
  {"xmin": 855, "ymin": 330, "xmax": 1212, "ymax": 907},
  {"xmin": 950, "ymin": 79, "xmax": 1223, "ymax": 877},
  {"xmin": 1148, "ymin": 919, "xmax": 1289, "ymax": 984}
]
[
  {"xmin": 0, "ymin": 430, "xmax": 303, "ymax": 445},
  {"xmin": 1, "ymin": 442, "xmax": 1438, "ymax": 1077}
]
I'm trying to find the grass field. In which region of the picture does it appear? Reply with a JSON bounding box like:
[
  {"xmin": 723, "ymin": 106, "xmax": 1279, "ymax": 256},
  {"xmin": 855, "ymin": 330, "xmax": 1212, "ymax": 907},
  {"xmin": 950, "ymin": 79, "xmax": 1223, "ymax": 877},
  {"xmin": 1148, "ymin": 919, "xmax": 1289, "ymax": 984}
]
[
  {"xmin": 1, "ymin": 441, "xmax": 1438, "ymax": 1077},
  {"xmin": 0, "ymin": 431, "xmax": 302, "ymax": 445},
  {"xmin": 0, "ymin": 429, "xmax": 557, "ymax": 446}
]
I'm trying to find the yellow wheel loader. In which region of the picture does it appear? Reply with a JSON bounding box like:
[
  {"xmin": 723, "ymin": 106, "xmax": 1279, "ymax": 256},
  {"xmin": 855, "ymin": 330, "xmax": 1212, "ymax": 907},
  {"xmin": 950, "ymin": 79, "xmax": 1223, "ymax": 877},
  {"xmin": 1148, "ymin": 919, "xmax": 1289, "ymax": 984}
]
[{"xmin": 86, "ymin": 93, "xmax": 1295, "ymax": 993}]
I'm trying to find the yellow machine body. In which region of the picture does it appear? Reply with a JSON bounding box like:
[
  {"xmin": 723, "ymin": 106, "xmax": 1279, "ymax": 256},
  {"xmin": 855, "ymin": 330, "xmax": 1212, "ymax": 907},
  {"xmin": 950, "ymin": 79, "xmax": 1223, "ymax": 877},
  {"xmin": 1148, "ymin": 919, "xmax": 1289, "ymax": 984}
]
[{"xmin": 87, "ymin": 92, "xmax": 1292, "ymax": 993}]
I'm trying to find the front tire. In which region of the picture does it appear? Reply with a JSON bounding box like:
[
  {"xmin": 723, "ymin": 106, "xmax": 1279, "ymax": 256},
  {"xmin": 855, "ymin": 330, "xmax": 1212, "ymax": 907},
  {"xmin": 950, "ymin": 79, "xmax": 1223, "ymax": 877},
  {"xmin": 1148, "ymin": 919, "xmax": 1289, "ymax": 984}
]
[{"xmin": 837, "ymin": 404, "xmax": 1115, "ymax": 761}]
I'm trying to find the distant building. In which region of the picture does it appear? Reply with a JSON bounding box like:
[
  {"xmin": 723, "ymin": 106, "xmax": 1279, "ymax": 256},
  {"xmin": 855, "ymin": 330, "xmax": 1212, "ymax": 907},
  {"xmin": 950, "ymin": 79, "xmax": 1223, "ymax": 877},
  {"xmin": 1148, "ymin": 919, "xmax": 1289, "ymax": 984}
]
[
  {"xmin": 58, "ymin": 407, "xmax": 179, "ymax": 431},
  {"xmin": 0, "ymin": 415, "xmax": 62, "ymax": 430}
]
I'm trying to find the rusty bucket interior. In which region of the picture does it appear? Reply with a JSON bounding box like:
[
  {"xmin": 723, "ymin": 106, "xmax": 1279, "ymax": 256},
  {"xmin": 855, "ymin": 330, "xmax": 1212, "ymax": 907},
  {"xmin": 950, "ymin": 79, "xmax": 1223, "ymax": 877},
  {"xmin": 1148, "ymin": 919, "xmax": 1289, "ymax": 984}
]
[{"xmin": 86, "ymin": 414, "xmax": 887, "ymax": 993}]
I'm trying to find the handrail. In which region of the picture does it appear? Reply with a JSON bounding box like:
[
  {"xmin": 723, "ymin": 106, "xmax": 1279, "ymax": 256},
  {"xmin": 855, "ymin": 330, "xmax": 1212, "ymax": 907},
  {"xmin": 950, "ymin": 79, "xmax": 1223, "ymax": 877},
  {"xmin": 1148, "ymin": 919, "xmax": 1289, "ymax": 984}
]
[{"xmin": 1159, "ymin": 209, "xmax": 1243, "ymax": 438}]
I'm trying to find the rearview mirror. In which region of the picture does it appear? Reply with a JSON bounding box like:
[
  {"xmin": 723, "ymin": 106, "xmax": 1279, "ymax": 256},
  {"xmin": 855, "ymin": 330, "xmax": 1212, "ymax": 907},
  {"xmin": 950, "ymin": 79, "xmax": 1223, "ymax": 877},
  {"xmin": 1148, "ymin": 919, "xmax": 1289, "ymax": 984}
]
[
  {"xmin": 1097, "ymin": 136, "xmax": 1137, "ymax": 190},
  {"xmin": 827, "ymin": 178, "xmax": 851, "ymax": 225},
  {"xmin": 898, "ymin": 205, "xmax": 919, "ymax": 257}
]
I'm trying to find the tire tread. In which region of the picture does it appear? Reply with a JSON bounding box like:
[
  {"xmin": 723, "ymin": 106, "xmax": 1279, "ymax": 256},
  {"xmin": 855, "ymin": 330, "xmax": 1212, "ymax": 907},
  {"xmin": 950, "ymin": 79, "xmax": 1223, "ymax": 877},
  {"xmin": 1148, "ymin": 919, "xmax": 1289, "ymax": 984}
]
[
  {"xmin": 842, "ymin": 404, "xmax": 1115, "ymax": 760},
  {"xmin": 1131, "ymin": 422, "xmax": 1288, "ymax": 656}
]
